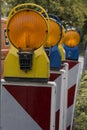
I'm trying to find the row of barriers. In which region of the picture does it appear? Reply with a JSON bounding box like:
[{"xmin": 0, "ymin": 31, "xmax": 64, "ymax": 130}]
[
  {"xmin": 1, "ymin": 61, "xmax": 81, "ymax": 130},
  {"xmin": 1, "ymin": 3, "xmax": 81, "ymax": 130}
]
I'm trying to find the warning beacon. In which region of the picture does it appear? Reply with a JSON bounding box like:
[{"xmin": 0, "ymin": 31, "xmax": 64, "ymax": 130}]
[
  {"xmin": 63, "ymin": 27, "xmax": 81, "ymax": 60},
  {"xmin": 45, "ymin": 14, "xmax": 62, "ymax": 69},
  {"xmin": 4, "ymin": 3, "xmax": 50, "ymax": 82}
]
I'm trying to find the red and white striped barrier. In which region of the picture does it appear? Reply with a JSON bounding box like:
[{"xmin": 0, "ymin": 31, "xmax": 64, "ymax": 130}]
[
  {"xmin": 50, "ymin": 63, "xmax": 68, "ymax": 130},
  {"xmin": 65, "ymin": 60, "xmax": 81, "ymax": 130},
  {"xmin": 1, "ymin": 61, "xmax": 81, "ymax": 130},
  {"xmin": 1, "ymin": 81, "xmax": 56, "ymax": 130},
  {"xmin": 1, "ymin": 65, "xmax": 68, "ymax": 130}
]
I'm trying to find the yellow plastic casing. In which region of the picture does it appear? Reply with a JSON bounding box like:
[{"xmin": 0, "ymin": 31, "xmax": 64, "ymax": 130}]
[
  {"xmin": 58, "ymin": 44, "xmax": 65, "ymax": 61},
  {"xmin": 4, "ymin": 3, "xmax": 50, "ymax": 81},
  {"xmin": 58, "ymin": 26, "xmax": 66, "ymax": 61},
  {"xmin": 4, "ymin": 45, "xmax": 50, "ymax": 81}
]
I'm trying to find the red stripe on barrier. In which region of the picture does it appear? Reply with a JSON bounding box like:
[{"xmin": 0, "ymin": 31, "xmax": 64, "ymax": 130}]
[
  {"xmin": 68, "ymin": 84, "xmax": 76, "ymax": 108},
  {"xmin": 55, "ymin": 110, "xmax": 60, "ymax": 130},
  {"xmin": 67, "ymin": 125, "xmax": 71, "ymax": 130},
  {"xmin": 4, "ymin": 85, "xmax": 51, "ymax": 130},
  {"xmin": 50, "ymin": 73, "xmax": 60, "ymax": 81},
  {"xmin": 65, "ymin": 60, "xmax": 79, "ymax": 70}
]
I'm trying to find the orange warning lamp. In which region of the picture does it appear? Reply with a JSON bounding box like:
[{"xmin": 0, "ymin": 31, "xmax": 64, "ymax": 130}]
[
  {"xmin": 63, "ymin": 29, "xmax": 80, "ymax": 47},
  {"xmin": 44, "ymin": 15, "xmax": 62, "ymax": 69},
  {"xmin": 7, "ymin": 10, "xmax": 48, "ymax": 51},
  {"xmin": 63, "ymin": 28, "xmax": 81, "ymax": 60},
  {"xmin": 45, "ymin": 18, "xmax": 62, "ymax": 47},
  {"xmin": 4, "ymin": 3, "xmax": 50, "ymax": 82}
]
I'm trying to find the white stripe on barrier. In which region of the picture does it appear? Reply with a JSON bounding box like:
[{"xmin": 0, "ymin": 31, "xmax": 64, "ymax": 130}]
[
  {"xmin": 55, "ymin": 75, "xmax": 62, "ymax": 111},
  {"xmin": 59, "ymin": 69, "xmax": 66, "ymax": 130},
  {"xmin": 60, "ymin": 63, "xmax": 68, "ymax": 130},
  {"xmin": 68, "ymin": 63, "xmax": 80, "ymax": 89},
  {"xmin": 50, "ymin": 83, "xmax": 56, "ymax": 130},
  {"xmin": 67, "ymin": 105, "xmax": 73, "ymax": 127}
]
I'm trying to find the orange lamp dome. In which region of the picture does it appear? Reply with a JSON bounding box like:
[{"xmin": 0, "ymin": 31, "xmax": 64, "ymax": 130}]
[
  {"xmin": 63, "ymin": 29, "xmax": 80, "ymax": 47},
  {"xmin": 7, "ymin": 9, "xmax": 48, "ymax": 51},
  {"xmin": 45, "ymin": 18, "xmax": 62, "ymax": 47}
]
